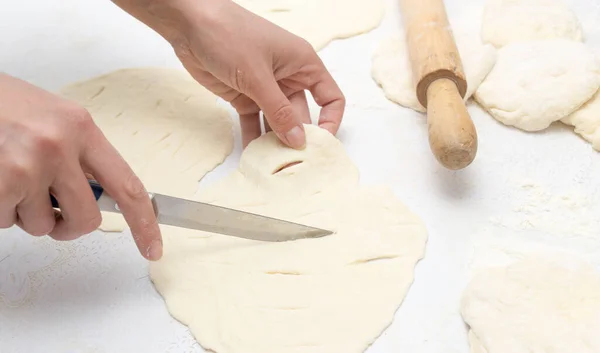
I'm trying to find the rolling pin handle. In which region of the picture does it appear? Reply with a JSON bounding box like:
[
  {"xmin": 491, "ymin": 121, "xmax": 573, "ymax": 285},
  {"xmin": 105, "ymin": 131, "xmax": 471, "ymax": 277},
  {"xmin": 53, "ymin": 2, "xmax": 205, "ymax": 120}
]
[{"xmin": 426, "ymin": 78, "xmax": 477, "ymax": 170}]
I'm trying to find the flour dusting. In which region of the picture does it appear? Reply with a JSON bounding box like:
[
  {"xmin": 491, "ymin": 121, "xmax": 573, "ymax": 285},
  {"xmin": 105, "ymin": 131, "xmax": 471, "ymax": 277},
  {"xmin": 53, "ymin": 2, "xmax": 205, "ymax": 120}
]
[{"xmin": 488, "ymin": 179, "xmax": 599, "ymax": 239}]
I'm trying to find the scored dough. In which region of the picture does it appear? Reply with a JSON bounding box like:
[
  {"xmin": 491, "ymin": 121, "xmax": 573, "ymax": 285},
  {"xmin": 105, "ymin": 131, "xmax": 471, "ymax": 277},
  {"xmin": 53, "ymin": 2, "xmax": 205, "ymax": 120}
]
[
  {"xmin": 481, "ymin": 0, "xmax": 583, "ymax": 48},
  {"xmin": 61, "ymin": 68, "xmax": 233, "ymax": 231},
  {"xmin": 234, "ymin": 0, "xmax": 384, "ymax": 51},
  {"xmin": 562, "ymin": 90, "xmax": 600, "ymax": 151},
  {"xmin": 474, "ymin": 39, "xmax": 600, "ymax": 131},
  {"xmin": 372, "ymin": 29, "xmax": 497, "ymax": 112},
  {"xmin": 150, "ymin": 125, "xmax": 428, "ymax": 353},
  {"xmin": 461, "ymin": 255, "xmax": 600, "ymax": 353}
]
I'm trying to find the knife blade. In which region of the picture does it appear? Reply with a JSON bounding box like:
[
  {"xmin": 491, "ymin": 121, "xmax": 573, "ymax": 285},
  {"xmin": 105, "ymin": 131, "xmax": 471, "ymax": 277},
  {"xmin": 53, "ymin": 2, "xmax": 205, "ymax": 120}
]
[{"xmin": 50, "ymin": 180, "xmax": 333, "ymax": 242}]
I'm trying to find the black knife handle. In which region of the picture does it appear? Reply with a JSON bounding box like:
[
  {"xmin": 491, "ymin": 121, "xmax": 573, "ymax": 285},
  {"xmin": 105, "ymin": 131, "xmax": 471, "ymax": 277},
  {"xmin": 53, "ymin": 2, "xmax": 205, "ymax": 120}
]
[{"xmin": 50, "ymin": 180, "xmax": 105, "ymax": 209}]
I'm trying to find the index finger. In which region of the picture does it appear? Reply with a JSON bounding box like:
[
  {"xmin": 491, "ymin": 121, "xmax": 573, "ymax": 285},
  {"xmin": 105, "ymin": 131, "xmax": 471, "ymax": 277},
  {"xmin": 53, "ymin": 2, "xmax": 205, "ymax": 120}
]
[
  {"xmin": 308, "ymin": 64, "xmax": 346, "ymax": 135},
  {"xmin": 82, "ymin": 132, "xmax": 162, "ymax": 261}
]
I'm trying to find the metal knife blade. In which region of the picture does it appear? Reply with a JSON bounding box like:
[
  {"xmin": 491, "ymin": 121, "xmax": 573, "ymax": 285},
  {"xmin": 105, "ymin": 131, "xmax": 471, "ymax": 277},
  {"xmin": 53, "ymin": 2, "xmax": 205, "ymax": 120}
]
[
  {"xmin": 148, "ymin": 193, "xmax": 332, "ymax": 242},
  {"xmin": 50, "ymin": 180, "xmax": 333, "ymax": 242}
]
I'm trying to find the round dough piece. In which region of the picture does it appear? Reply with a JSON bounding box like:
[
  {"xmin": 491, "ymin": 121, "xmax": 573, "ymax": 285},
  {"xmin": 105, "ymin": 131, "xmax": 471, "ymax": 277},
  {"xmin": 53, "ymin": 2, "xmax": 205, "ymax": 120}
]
[
  {"xmin": 461, "ymin": 255, "xmax": 600, "ymax": 353},
  {"xmin": 372, "ymin": 30, "xmax": 497, "ymax": 112},
  {"xmin": 562, "ymin": 90, "xmax": 600, "ymax": 151},
  {"xmin": 234, "ymin": 0, "xmax": 384, "ymax": 51},
  {"xmin": 481, "ymin": 0, "xmax": 583, "ymax": 48},
  {"xmin": 61, "ymin": 68, "xmax": 233, "ymax": 231},
  {"xmin": 474, "ymin": 39, "xmax": 600, "ymax": 131},
  {"xmin": 150, "ymin": 125, "xmax": 428, "ymax": 353}
]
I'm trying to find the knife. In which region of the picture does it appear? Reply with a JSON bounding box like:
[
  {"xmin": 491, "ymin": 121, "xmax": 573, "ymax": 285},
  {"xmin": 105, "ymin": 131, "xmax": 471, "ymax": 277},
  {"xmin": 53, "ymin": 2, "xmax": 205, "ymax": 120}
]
[{"xmin": 49, "ymin": 180, "xmax": 332, "ymax": 242}]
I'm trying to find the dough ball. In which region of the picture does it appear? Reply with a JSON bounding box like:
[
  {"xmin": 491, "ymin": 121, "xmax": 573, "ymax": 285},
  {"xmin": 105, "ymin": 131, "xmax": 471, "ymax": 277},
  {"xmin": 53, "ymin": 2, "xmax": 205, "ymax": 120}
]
[
  {"xmin": 150, "ymin": 125, "xmax": 428, "ymax": 353},
  {"xmin": 562, "ymin": 90, "xmax": 600, "ymax": 151},
  {"xmin": 481, "ymin": 0, "xmax": 583, "ymax": 48},
  {"xmin": 461, "ymin": 255, "xmax": 600, "ymax": 353},
  {"xmin": 61, "ymin": 68, "xmax": 233, "ymax": 231},
  {"xmin": 474, "ymin": 39, "xmax": 600, "ymax": 131},
  {"xmin": 234, "ymin": 0, "xmax": 384, "ymax": 51},
  {"xmin": 371, "ymin": 29, "xmax": 497, "ymax": 112}
]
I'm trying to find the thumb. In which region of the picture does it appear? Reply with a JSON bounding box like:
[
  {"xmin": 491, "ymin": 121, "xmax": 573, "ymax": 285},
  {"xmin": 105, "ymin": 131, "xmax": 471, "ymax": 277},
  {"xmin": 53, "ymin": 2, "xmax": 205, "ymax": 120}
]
[{"xmin": 247, "ymin": 78, "xmax": 306, "ymax": 149}]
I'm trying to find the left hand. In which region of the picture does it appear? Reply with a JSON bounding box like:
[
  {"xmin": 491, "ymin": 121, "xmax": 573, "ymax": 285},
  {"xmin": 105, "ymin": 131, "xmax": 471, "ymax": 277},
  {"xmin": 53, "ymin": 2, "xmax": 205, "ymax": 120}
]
[{"xmin": 113, "ymin": 0, "xmax": 346, "ymax": 148}]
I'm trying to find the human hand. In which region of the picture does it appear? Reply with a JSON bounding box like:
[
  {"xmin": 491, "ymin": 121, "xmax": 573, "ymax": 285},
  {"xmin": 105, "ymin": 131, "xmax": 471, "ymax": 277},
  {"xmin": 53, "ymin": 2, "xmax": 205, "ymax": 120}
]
[
  {"xmin": 114, "ymin": 0, "xmax": 345, "ymax": 148},
  {"xmin": 0, "ymin": 74, "xmax": 162, "ymax": 261}
]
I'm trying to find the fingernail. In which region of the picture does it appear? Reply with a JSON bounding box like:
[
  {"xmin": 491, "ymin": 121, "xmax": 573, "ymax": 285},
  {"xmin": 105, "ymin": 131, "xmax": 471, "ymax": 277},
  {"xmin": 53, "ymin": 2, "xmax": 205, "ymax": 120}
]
[
  {"xmin": 284, "ymin": 126, "xmax": 306, "ymax": 149},
  {"xmin": 147, "ymin": 239, "xmax": 163, "ymax": 261}
]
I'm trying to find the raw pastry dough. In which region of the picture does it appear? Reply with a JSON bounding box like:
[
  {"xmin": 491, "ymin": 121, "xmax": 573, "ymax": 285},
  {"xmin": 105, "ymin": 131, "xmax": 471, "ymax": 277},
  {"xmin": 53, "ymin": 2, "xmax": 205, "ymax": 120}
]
[
  {"xmin": 475, "ymin": 39, "xmax": 600, "ymax": 131},
  {"xmin": 61, "ymin": 68, "xmax": 233, "ymax": 231},
  {"xmin": 461, "ymin": 255, "xmax": 600, "ymax": 353},
  {"xmin": 481, "ymin": 0, "xmax": 583, "ymax": 48},
  {"xmin": 562, "ymin": 90, "xmax": 600, "ymax": 151},
  {"xmin": 371, "ymin": 29, "xmax": 497, "ymax": 112},
  {"xmin": 235, "ymin": 0, "xmax": 384, "ymax": 51},
  {"xmin": 150, "ymin": 125, "xmax": 428, "ymax": 353}
]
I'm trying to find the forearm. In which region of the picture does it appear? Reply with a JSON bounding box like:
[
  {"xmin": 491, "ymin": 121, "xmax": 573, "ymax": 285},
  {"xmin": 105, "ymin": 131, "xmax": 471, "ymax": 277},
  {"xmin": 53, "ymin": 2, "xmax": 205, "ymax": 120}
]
[{"xmin": 110, "ymin": 0, "xmax": 210, "ymax": 44}]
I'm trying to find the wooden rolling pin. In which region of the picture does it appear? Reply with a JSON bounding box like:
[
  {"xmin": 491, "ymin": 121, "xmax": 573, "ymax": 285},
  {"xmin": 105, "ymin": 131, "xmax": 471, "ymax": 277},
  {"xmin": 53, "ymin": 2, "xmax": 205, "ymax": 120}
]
[{"xmin": 399, "ymin": 0, "xmax": 477, "ymax": 170}]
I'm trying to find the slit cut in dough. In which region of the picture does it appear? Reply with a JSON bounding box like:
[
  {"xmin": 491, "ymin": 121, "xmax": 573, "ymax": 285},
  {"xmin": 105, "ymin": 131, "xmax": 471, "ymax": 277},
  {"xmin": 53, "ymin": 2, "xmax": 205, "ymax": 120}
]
[{"xmin": 150, "ymin": 125, "xmax": 428, "ymax": 353}]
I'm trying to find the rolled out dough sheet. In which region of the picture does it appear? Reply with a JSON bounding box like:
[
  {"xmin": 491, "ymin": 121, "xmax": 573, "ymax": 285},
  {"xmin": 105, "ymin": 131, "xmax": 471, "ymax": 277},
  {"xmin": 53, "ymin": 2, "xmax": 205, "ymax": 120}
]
[
  {"xmin": 234, "ymin": 0, "xmax": 384, "ymax": 51},
  {"xmin": 481, "ymin": 0, "xmax": 583, "ymax": 48},
  {"xmin": 562, "ymin": 89, "xmax": 600, "ymax": 151},
  {"xmin": 474, "ymin": 39, "xmax": 600, "ymax": 131},
  {"xmin": 150, "ymin": 125, "xmax": 428, "ymax": 353},
  {"xmin": 461, "ymin": 255, "xmax": 600, "ymax": 353},
  {"xmin": 371, "ymin": 28, "xmax": 497, "ymax": 112},
  {"xmin": 61, "ymin": 68, "xmax": 233, "ymax": 231}
]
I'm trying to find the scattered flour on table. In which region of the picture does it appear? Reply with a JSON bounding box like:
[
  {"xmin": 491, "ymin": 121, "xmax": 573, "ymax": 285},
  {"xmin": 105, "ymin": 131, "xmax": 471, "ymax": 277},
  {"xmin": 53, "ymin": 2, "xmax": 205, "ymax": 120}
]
[
  {"xmin": 488, "ymin": 179, "xmax": 600, "ymax": 239},
  {"xmin": 0, "ymin": 231, "xmax": 70, "ymax": 307}
]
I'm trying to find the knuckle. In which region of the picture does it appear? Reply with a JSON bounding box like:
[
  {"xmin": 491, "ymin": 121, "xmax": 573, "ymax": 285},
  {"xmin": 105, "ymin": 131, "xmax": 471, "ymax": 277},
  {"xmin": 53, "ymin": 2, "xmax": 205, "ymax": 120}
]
[
  {"xmin": 7, "ymin": 159, "xmax": 29, "ymax": 180},
  {"xmin": 0, "ymin": 211, "xmax": 16, "ymax": 229},
  {"xmin": 62, "ymin": 104, "xmax": 95, "ymax": 131},
  {"xmin": 124, "ymin": 173, "xmax": 148, "ymax": 201},
  {"xmin": 0, "ymin": 182, "xmax": 9, "ymax": 199},
  {"xmin": 339, "ymin": 92, "xmax": 347, "ymax": 106},
  {"xmin": 296, "ymin": 37, "xmax": 313, "ymax": 52},
  {"xmin": 31, "ymin": 128, "xmax": 63, "ymax": 155},
  {"xmin": 269, "ymin": 104, "xmax": 295, "ymax": 128},
  {"xmin": 231, "ymin": 67, "xmax": 250, "ymax": 93},
  {"xmin": 79, "ymin": 212, "xmax": 102, "ymax": 235},
  {"xmin": 24, "ymin": 220, "xmax": 55, "ymax": 237}
]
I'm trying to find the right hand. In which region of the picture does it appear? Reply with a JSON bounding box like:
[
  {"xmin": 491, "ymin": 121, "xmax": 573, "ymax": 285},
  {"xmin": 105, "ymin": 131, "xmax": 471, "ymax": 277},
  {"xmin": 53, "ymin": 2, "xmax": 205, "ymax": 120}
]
[{"xmin": 0, "ymin": 74, "xmax": 162, "ymax": 261}]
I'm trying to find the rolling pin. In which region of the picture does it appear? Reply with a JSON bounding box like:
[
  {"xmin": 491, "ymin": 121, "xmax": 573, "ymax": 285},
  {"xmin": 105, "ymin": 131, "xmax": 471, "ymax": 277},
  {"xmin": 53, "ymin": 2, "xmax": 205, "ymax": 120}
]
[{"xmin": 399, "ymin": 0, "xmax": 477, "ymax": 170}]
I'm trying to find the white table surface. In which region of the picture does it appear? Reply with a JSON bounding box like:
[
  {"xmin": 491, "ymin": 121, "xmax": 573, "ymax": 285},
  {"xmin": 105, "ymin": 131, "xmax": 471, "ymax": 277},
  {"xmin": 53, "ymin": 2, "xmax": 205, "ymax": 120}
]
[{"xmin": 1, "ymin": 0, "xmax": 600, "ymax": 352}]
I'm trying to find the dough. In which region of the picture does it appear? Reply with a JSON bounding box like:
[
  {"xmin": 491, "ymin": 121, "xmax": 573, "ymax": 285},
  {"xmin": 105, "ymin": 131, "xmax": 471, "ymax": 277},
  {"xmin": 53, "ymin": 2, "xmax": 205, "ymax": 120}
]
[
  {"xmin": 61, "ymin": 68, "xmax": 233, "ymax": 231},
  {"xmin": 474, "ymin": 39, "xmax": 600, "ymax": 131},
  {"xmin": 461, "ymin": 255, "xmax": 600, "ymax": 353},
  {"xmin": 150, "ymin": 125, "xmax": 428, "ymax": 353},
  {"xmin": 371, "ymin": 29, "xmax": 497, "ymax": 112},
  {"xmin": 234, "ymin": 0, "xmax": 384, "ymax": 51},
  {"xmin": 468, "ymin": 330, "xmax": 487, "ymax": 353},
  {"xmin": 481, "ymin": 0, "xmax": 583, "ymax": 48},
  {"xmin": 562, "ymin": 90, "xmax": 600, "ymax": 151}
]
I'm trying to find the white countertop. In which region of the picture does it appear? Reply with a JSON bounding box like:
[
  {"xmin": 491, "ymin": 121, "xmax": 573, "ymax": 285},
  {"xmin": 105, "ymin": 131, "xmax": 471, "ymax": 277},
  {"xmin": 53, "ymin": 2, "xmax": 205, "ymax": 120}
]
[{"xmin": 1, "ymin": 0, "xmax": 600, "ymax": 352}]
